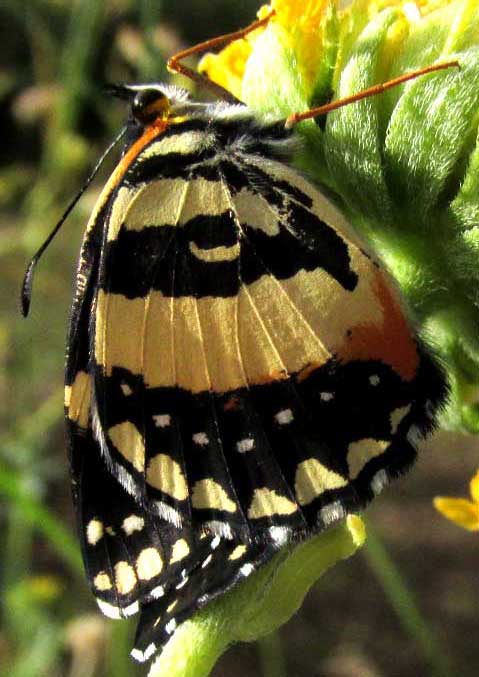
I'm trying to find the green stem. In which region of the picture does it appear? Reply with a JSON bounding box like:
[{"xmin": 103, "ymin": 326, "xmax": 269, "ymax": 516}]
[
  {"xmin": 0, "ymin": 464, "xmax": 83, "ymax": 577},
  {"xmin": 2, "ymin": 507, "xmax": 33, "ymax": 602},
  {"xmin": 148, "ymin": 614, "xmax": 230, "ymax": 677},
  {"xmin": 147, "ymin": 518, "xmax": 365, "ymax": 677},
  {"xmin": 363, "ymin": 524, "xmax": 454, "ymax": 677},
  {"xmin": 107, "ymin": 619, "xmax": 136, "ymax": 677},
  {"xmin": 257, "ymin": 632, "xmax": 287, "ymax": 677}
]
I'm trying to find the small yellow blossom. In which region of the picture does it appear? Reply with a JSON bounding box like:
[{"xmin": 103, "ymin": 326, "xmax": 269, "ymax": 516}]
[
  {"xmin": 199, "ymin": 0, "xmax": 458, "ymax": 105},
  {"xmin": 200, "ymin": 0, "xmax": 334, "ymax": 103},
  {"xmin": 434, "ymin": 470, "xmax": 479, "ymax": 531},
  {"xmin": 29, "ymin": 574, "xmax": 64, "ymax": 601}
]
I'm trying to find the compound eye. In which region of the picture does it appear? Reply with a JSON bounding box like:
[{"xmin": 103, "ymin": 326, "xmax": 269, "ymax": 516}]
[{"xmin": 131, "ymin": 89, "xmax": 170, "ymax": 124}]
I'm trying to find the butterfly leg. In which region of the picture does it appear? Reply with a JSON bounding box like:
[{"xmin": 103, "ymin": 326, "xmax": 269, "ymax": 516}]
[{"xmin": 284, "ymin": 60, "xmax": 460, "ymax": 128}]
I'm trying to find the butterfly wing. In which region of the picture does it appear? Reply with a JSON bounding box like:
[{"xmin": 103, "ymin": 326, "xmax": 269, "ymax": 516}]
[
  {"xmin": 64, "ymin": 129, "xmax": 280, "ymax": 646},
  {"xmin": 87, "ymin": 116, "xmax": 447, "ymax": 541},
  {"xmin": 65, "ymin": 112, "xmax": 447, "ymax": 661},
  {"xmin": 68, "ymin": 422, "xmax": 275, "ymax": 645}
]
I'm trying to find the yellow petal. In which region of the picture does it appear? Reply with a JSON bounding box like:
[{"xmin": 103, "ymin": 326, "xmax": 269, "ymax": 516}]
[
  {"xmin": 272, "ymin": 0, "xmax": 330, "ymax": 93},
  {"xmin": 198, "ymin": 4, "xmax": 270, "ymax": 99},
  {"xmin": 199, "ymin": 39, "xmax": 252, "ymax": 101},
  {"xmin": 433, "ymin": 497, "xmax": 479, "ymax": 531},
  {"xmin": 272, "ymin": 0, "xmax": 328, "ymax": 34},
  {"xmin": 199, "ymin": 1, "xmax": 332, "ymax": 102},
  {"xmin": 469, "ymin": 470, "xmax": 479, "ymax": 505}
]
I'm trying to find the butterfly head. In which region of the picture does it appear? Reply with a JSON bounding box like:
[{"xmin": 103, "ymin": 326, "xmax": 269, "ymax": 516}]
[
  {"xmin": 105, "ymin": 82, "xmax": 209, "ymax": 126},
  {"xmin": 131, "ymin": 88, "xmax": 171, "ymax": 124}
]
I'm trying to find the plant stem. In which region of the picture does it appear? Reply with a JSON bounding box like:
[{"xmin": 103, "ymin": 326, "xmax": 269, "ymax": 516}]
[{"xmin": 363, "ymin": 524, "xmax": 453, "ymax": 677}]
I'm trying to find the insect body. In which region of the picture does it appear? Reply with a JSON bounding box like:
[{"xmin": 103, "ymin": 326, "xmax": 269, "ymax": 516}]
[{"xmin": 62, "ymin": 83, "xmax": 448, "ymax": 661}]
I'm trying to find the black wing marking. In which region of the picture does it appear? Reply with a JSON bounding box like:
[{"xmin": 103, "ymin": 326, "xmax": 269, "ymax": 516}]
[{"xmin": 87, "ymin": 126, "xmax": 448, "ymax": 538}]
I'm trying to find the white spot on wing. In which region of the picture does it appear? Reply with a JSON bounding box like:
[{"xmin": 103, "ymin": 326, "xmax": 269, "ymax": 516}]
[
  {"xmin": 201, "ymin": 554, "xmax": 213, "ymax": 569},
  {"xmin": 120, "ymin": 382, "xmax": 133, "ymax": 396},
  {"xmin": 150, "ymin": 585, "xmax": 165, "ymax": 599},
  {"xmin": 371, "ymin": 469, "xmax": 389, "ymax": 495},
  {"xmin": 268, "ymin": 526, "xmax": 291, "ymax": 547},
  {"xmin": 154, "ymin": 501, "xmax": 183, "ymax": 528},
  {"xmin": 192, "ymin": 432, "xmax": 209, "ymax": 446},
  {"xmin": 122, "ymin": 514, "xmax": 145, "ymax": 536},
  {"xmin": 123, "ymin": 601, "xmax": 140, "ymax": 617},
  {"xmin": 369, "ymin": 374, "xmax": 380, "ymax": 386},
  {"xmin": 318, "ymin": 501, "xmax": 346, "ymax": 525},
  {"xmin": 320, "ymin": 392, "xmax": 334, "ymax": 402},
  {"xmin": 153, "ymin": 414, "xmax": 171, "ymax": 428},
  {"xmin": 165, "ymin": 619, "xmax": 177, "ymax": 635},
  {"xmin": 86, "ymin": 519, "xmax": 104, "ymax": 546},
  {"xmin": 175, "ymin": 576, "xmax": 189, "ymax": 589},
  {"xmin": 210, "ymin": 535, "xmax": 221, "ymax": 550},
  {"xmin": 96, "ymin": 599, "xmax": 122, "ymax": 619},
  {"xmin": 205, "ymin": 520, "xmax": 233, "ymax": 539},
  {"xmin": 275, "ymin": 409, "xmax": 294, "ymax": 425},
  {"xmin": 131, "ymin": 642, "xmax": 157, "ymax": 663},
  {"xmin": 236, "ymin": 438, "xmax": 255, "ymax": 453},
  {"xmin": 240, "ymin": 563, "xmax": 255, "ymax": 577}
]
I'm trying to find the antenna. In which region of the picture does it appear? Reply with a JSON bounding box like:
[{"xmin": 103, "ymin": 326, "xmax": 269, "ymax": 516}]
[{"xmin": 21, "ymin": 127, "xmax": 126, "ymax": 317}]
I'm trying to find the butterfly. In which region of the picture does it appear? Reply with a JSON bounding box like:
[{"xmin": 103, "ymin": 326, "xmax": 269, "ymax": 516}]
[{"xmin": 23, "ymin": 11, "xmax": 452, "ymax": 664}]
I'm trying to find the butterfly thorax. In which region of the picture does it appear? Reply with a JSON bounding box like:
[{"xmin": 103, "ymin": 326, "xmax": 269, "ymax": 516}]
[{"xmin": 111, "ymin": 82, "xmax": 297, "ymax": 164}]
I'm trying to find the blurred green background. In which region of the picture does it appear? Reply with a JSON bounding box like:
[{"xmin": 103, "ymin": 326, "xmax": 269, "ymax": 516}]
[{"xmin": 1, "ymin": 1, "xmax": 478, "ymax": 676}]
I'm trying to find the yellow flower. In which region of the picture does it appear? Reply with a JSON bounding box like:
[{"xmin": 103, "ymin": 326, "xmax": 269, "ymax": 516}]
[
  {"xmin": 269, "ymin": 0, "xmax": 331, "ymax": 92},
  {"xmin": 199, "ymin": 0, "xmax": 458, "ymax": 106},
  {"xmin": 199, "ymin": 39, "xmax": 253, "ymax": 101},
  {"xmin": 434, "ymin": 470, "xmax": 479, "ymax": 531},
  {"xmin": 199, "ymin": 1, "xmax": 334, "ymax": 104},
  {"xmin": 30, "ymin": 574, "xmax": 64, "ymax": 601}
]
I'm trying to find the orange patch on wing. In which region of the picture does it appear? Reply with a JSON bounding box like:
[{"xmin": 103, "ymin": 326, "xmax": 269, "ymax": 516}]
[
  {"xmin": 223, "ymin": 396, "xmax": 241, "ymax": 411},
  {"xmin": 107, "ymin": 120, "xmax": 168, "ymax": 192},
  {"xmin": 252, "ymin": 368, "xmax": 288, "ymax": 386},
  {"xmin": 336, "ymin": 270, "xmax": 419, "ymax": 381},
  {"xmin": 84, "ymin": 119, "xmax": 169, "ymax": 236}
]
